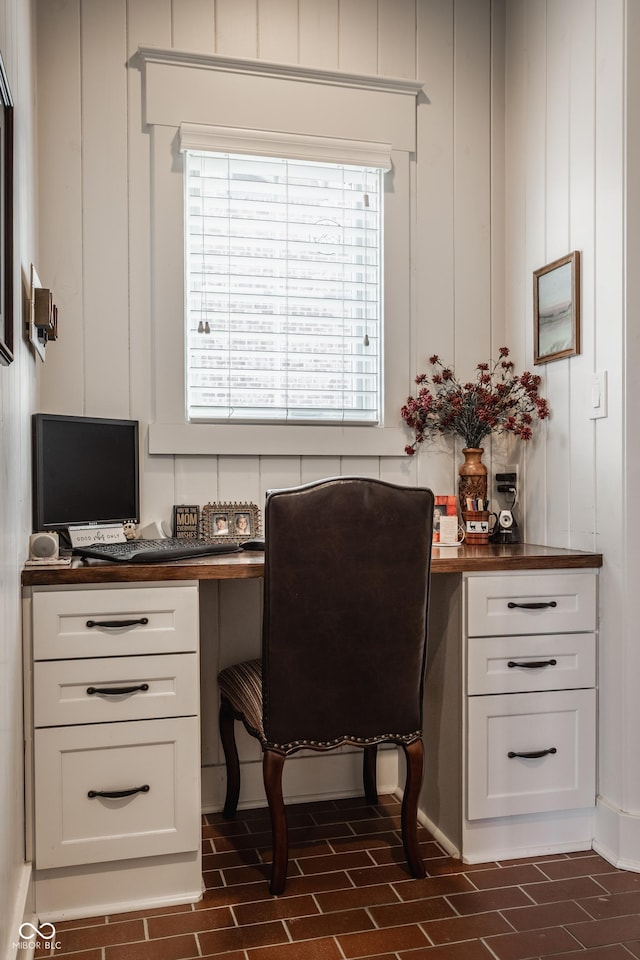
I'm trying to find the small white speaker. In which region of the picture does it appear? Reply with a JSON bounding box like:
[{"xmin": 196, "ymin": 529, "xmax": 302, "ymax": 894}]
[{"xmin": 29, "ymin": 531, "xmax": 59, "ymax": 560}]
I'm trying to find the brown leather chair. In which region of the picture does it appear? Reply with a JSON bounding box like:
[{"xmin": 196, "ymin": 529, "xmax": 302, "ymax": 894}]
[{"xmin": 218, "ymin": 477, "xmax": 434, "ymax": 894}]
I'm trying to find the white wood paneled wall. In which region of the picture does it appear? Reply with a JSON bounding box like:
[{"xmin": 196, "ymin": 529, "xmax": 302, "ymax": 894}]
[
  {"xmin": 36, "ymin": 0, "xmax": 501, "ymax": 806},
  {"xmin": 1, "ymin": 0, "xmax": 39, "ymax": 950},
  {"xmin": 31, "ymin": 0, "xmax": 640, "ymax": 870},
  {"xmin": 504, "ymin": 0, "xmax": 640, "ymax": 869}
]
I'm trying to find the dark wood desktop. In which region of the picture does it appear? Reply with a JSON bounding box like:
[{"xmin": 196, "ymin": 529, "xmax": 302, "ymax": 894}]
[{"xmin": 21, "ymin": 541, "xmax": 602, "ymax": 587}]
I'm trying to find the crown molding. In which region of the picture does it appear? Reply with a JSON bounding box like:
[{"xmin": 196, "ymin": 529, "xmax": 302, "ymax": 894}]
[{"xmin": 135, "ymin": 46, "xmax": 424, "ymax": 99}]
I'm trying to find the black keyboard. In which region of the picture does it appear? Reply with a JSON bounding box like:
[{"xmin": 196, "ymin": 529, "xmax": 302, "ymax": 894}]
[{"xmin": 74, "ymin": 537, "xmax": 241, "ymax": 564}]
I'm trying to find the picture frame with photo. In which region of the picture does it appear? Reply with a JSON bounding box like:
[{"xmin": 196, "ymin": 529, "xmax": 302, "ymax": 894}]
[
  {"xmin": 533, "ymin": 250, "xmax": 581, "ymax": 365},
  {"xmin": 201, "ymin": 501, "xmax": 262, "ymax": 544}
]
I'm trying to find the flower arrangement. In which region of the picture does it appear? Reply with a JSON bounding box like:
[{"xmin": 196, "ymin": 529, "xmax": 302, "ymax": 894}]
[{"xmin": 402, "ymin": 347, "xmax": 549, "ymax": 456}]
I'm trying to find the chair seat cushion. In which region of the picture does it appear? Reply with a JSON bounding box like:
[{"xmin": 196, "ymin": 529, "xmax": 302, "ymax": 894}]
[{"xmin": 218, "ymin": 658, "xmax": 265, "ymax": 742}]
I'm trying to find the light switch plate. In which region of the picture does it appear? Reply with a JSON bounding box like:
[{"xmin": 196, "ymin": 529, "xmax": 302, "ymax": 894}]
[{"xmin": 589, "ymin": 370, "xmax": 608, "ymax": 419}]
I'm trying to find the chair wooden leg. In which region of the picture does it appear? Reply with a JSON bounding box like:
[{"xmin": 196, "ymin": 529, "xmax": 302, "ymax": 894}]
[
  {"xmin": 363, "ymin": 744, "xmax": 379, "ymax": 804},
  {"xmin": 401, "ymin": 739, "xmax": 426, "ymax": 878},
  {"xmin": 263, "ymin": 749, "xmax": 288, "ymax": 895},
  {"xmin": 219, "ymin": 696, "xmax": 240, "ymax": 819}
]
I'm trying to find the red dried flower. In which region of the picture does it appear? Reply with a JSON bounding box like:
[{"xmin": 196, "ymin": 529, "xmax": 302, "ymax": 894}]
[{"xmin": 402, "ymin": 349, "xmax": 550, "ymax": 454}]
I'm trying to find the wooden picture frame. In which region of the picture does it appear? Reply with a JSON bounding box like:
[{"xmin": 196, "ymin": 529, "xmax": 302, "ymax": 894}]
[
  {"xmin": 0, "ymin": 52, "xmax": 13, "ymax": 366},
  {"xmin": 201, "ymin": 501, "xmax": 262, "ymax": 544},
  {"xmin": 533, "ymin": 251, "xmax": 580, "ymax": 365}
]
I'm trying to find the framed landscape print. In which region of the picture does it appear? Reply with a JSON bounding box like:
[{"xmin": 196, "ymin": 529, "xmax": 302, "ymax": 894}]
[{"xmin": 533, "ymin": 251, "xmax": 580, "ymax": 365}]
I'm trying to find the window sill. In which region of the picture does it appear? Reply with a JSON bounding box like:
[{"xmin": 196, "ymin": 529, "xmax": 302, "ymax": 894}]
[{"xmin": 148, "ymin": 421, "xmax": 408, "ymax": 457}]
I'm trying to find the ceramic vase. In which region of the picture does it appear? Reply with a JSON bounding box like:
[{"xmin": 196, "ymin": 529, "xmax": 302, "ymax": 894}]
[{"xmin": 458, "ymin": 447, "xmax": 488, "ymax": 513}]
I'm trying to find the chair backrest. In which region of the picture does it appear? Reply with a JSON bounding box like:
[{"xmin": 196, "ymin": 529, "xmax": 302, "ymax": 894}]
[{"xmin": 261, "ymin": 477, "xmax": 434, "ymax": 754}]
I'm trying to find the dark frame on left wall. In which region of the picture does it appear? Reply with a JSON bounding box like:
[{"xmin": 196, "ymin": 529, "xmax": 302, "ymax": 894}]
[{"xmin": 0, "ymin": 51, "xmax": 13, "ymax": 366}]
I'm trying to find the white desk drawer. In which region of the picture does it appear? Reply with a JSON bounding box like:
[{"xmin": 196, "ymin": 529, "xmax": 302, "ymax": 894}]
[
  {"xmin": 32, "ymin": 583, "xmax": 198, "ymax": 660},
  {"xmin": 467, "ymin": 689, "xmax": 595, "ymax": 820},
  {"xmin": 467, "ymin": 633, "xmax": 596, "ymax": 695},
  {"xmin": 34, "ymin": 717, "xmax": 201, "ymax": 869},
  {"xmin": 467, "ymin": 573, "xmax": 596, "ymax": 637},
  {"xmin": 34, "ymin": 653, "xmax": 199, "ymax": 727}
]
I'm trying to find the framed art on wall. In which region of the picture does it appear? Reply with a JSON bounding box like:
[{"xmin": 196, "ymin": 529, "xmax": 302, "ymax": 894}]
[
  {"xmin": 533, "ymin": 251, "xmax": 580, "ymax": 365},
  {"xmin": 0, "ymin": 52, "xmax": 13, "ymax": 366}
]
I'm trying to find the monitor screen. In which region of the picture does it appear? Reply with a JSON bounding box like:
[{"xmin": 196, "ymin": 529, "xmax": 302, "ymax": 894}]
[{"xmin": 32, "ymin": 413, "xmax": 140, "ymax": 533}]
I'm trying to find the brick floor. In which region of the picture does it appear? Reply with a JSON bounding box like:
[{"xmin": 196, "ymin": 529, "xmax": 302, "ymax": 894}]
[{"xmin": 35, "ymin": 795, "xmax": 640, "ymax": 959}]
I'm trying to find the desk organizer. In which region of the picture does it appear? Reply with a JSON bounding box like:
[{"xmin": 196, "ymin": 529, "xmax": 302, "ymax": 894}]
[{"xmin": 463, "ymin": 510, "xmax": 491, "ymax": 545}]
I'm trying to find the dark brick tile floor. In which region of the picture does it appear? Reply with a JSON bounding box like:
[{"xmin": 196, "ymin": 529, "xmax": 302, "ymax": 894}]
[{"xmin": 36, "ymin": 795, "xmax": 640, "ymax": 960}]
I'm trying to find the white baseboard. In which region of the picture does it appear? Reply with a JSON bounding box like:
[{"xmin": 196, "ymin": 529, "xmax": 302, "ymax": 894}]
[
  {"xmin": 201, "ymin": 748, "xmax": 400, "ymax": 813},
  {"xmin": 416, "ymin": 804, "xmax": 461, "ymax": 859},
  {"xmin": 594, "ymin": 796, "xmax": 640, "ymax": 873},
  {"xmin": 3, "ymin": 863, "xmax": 33, "ymax": 960}
]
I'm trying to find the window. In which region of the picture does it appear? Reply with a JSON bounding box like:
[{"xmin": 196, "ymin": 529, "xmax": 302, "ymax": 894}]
[
  {"xmin": 184, "ymin": 151, "xmax": 384, "ymax": 425},
  {"xmin": 141, "ymin": 49, "xmax": 421, "ymax": 455}
]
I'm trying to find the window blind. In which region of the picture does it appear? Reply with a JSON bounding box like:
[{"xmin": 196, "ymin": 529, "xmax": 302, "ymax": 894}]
[{"xmin": 184, "ymin": 151, "xmax": 383, "ymax": 424}]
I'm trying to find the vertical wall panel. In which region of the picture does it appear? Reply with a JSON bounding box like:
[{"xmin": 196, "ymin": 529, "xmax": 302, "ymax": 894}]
[
  {"xmin": 453, "ymin": 0, "xmax": 492, "ymax": 381},
  {"xmin": 127, "ymin": 0, "xmax": 172, "ymax": 526},
  {"xmin": 414, "ymin": 0, "xmax": 456, "ymax": 496},
  {"xmin": 300, "ymin": 457, "xmax": 341, "ymax": 483},
  {"xmin": 258, "ymin": 456, "xmax": 302, "ymax": 502},
  {"xmin": 37, "ymin": 0, "xmax": 84, "ymax": 414},
  {"xmin": 172, "ymin": 0, "xmax": 215, "ymax": 52},
  {"xmin": 620, "ymin": 0, "xmax": 640, "ymax": 815},
  {"xmin": 378, "ymin": 0, "xmax": 416, "ymax": 79},
  {"xmin": 338, "ymin": 0, "xmax": 378, "ymax": 74},
  {"xmin": 258, "ymin": 0, "xmax": 298, "ymax": 62},
  {"xmin": 520, "ymin": 0, "xmax": 548, "ymax": 547},
  {"xmin": 299, "ymin": 0, "xmax": 339, "ymax": 69},
  {"xmin": 80, "ymin": 0, "xmax": 130, "ymax": 417},
  {"xmin": 566, "ymin": 0, "xmax": 596, "ymax": 548},
  {"xmin": 215, "ymin": 0, "xmax": 258, "ymax": 57},
  {"xmin": 490, "ymin": 2, "xmax": 506, "ymax": 355},
  {"xmin": 592, "ymin": 0, "xmax": 625, "ymax": 811},
  {"xmin": 542, "ymin": 0, "xmax": 572, "ymax": 547}
]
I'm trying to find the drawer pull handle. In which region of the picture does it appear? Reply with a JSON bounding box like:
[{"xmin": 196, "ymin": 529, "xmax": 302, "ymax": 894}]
[
  {"xmin": 88, "ymin": 784, "xmax": 150, "ymax": 799},
  {"xmin": 507, "ymin": 601, "xmax": 557, "ymax": 610},
  {"xmin": 86, "ymin": 617, "xmax": 149, "ymax": 629},
  {"xmin": 508, "ymin": 747, "xmax": 557, "ymax": 760},
  {"xmin": 507, "ymin": 659, "xmax": 557, "ymax": 669},
  {"xmin": 86, "ymin": 683, "xmax": 150, "ymax": 696}
]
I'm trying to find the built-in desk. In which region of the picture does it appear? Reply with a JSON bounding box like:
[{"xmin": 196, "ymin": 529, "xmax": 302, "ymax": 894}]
[
  {"xmin": 22, "ymin": 543, "xmax": 602, "ymax": 920},
  {"xmin": 21, "ymin": 541, "xmax": 603, "ymax": 586}
]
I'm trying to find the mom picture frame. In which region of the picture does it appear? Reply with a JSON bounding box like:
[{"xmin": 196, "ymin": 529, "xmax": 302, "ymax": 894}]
[{"xmin": 533, "ymin": 251, "xmax": 580, "ymax": 365}]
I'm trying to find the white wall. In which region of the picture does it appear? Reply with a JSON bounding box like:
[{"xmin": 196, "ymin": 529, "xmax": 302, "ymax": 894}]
[
  {"xmin": 35, "ymin": 0, "xmax": 503, "ymax": 809},
  {"xmin": 33, "ymin": 0, "xmax": 640, "ymax": 873},
  {"xmin": 504, "ymin": 0, "xmax": 639, "ymax": 867},
  {"xmin": 0, "ymin": 0, "xmax": 39, "ymax": 954}
]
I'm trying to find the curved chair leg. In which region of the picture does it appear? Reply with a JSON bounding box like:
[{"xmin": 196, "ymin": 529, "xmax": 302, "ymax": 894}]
[
  {"xmin": 363, "ymin": 744, "xmax": 379, "ymax": 804},
  {"xmin": 400, "ymin": 739, "xmax": 426, "ymax": 878},
  {"xmin": 263, "ymin": 749, "xmax": 288, "ymax": 895},
  {"xmin": 219, "ymin": 696, "xmax": 240, "ymax": 819}
]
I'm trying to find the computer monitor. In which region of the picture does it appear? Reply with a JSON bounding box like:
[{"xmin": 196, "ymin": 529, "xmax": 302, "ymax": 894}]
[{"xmin": 32, "ymin": 413, "xmax": 140, "ymax": 535}]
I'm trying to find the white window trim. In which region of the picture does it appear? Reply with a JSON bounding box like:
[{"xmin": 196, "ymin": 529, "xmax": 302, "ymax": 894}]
[
  {"xmin": 178, "ymin": 123, "xmax": 393, "ymax": 170},
  {"xmin": 136, "ymin": 48, "xmax": 422, "ymax": 456}
]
